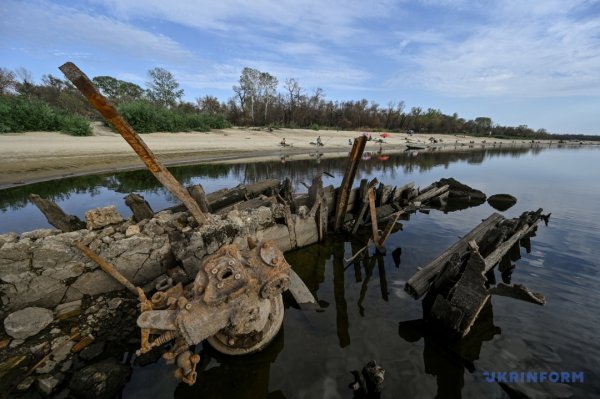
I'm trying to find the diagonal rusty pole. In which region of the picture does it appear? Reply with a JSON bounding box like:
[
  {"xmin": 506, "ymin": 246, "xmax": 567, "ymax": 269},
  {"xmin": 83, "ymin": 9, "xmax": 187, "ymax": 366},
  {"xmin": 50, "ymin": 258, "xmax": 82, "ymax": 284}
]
[
  {"xmin": 334, "ymin": 135, "xmax": 367, "ymax": 231},
  {"xmin": 59, "ymin": 62, "xmax": 209, "ymax": 225}
]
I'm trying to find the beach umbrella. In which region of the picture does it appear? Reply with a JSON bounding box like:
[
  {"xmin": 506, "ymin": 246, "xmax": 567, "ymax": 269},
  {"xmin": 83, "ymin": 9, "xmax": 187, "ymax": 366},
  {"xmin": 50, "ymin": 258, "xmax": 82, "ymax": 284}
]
[
  {"xmin": 378, "ymin": 155, "xmax": 389, "ymax": 161},
  {"xmin": 380, "ymin": 132, "xmax": 391, "ymax": 138}
]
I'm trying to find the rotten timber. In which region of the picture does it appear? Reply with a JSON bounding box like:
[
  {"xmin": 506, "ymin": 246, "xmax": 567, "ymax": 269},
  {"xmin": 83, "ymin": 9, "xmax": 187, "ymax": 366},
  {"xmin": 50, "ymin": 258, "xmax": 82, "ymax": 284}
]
[
  {"xmin": 405, "ymin": 210, "xmax": 549, "ymax": 337},
  {"xmin": 59, "ymin": 62, "xmax": 209, "ymax": 226},
  {"xmin": 405, "ymin": 213, "xmax": 505, "ymax": 299},
  {"xmin": 124, "ymin": 193, "xmax": 154, "ymax": 222},
  {"xmin": 29, "ymin": 194, "xmax": 85, "ymax": 232},
  {"xmin": 334, "ymin": 136, "xmax": 367, "ymax": 231}
]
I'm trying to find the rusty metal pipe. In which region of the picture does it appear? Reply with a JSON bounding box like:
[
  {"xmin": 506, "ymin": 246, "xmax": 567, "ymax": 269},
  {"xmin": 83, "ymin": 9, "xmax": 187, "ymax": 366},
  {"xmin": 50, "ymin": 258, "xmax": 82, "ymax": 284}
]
[
  {"xmin": 76, "ymin": 241, "xmax": 138, "ymax": 295},
  {"xmin": 59, "ymin": 62, "xmax": 209, "ymax": 226}
]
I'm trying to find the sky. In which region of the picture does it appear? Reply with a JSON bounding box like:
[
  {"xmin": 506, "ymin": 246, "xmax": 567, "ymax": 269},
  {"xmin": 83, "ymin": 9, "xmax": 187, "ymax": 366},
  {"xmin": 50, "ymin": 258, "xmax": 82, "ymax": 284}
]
[{"xmin": 1, "ymin": 0, "xmax": 599, "ymax": 134}]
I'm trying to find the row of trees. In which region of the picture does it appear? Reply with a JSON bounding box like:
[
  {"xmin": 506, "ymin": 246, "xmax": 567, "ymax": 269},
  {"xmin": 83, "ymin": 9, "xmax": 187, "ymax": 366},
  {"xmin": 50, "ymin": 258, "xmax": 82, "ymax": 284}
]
[{"xmin": 1, "ymin": 66, "xmax": 598, "ymax": 141}]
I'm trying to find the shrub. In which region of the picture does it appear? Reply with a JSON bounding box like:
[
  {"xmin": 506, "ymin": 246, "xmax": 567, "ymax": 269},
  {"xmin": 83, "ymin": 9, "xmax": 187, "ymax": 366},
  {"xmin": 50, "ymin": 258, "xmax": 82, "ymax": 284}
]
[
  {"xmin": 310, "ymin": 123, "xmax": 320, "ymax": 131},
  {"xmin": 0, "ymin": 95, "xmax": 91, "ymax": 135},
  {"xmin": 118, "ymin": 100, "xmax": 231, "ymax": 133},
  {"xmin": 60, "ymin": 115, "xmax": 91, "ymax": 136}
]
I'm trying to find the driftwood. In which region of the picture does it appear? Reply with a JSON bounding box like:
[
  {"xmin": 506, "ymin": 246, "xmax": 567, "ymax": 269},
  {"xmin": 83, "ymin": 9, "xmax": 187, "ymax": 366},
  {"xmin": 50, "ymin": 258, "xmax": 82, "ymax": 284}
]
[
  {"xmin": 488, "ymin": 283, "xmax": 546, "ymax": 305},
  {"xmin": 169, "ymin": 180, "xmax": 280, "ymax": 214},
  {"xmin": 413, "ymin": 184, "xmax": 450, "ymax": 204},
  {"xmin": 124, "ymin": 193, "xmax": 154, "ymax": 222},
  {"xmin": 405, "ymin": 213, "xmax": 505, "ymax": 299},
  {"xmin": 429, "ymin": 243, "xmax": 489, "ymax": 337},
  {"xmin": 411, "ymin": 209, "xmax": 548, "ymax": 337},
  {"xmin": 29, "ymin": 194, "xmax": 85, "ymax": 232}
]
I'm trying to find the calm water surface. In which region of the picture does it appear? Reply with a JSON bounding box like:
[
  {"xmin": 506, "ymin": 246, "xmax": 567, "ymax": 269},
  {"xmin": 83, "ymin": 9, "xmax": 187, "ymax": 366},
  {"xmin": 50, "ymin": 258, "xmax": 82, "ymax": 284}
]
[{"xmin": 1, "ymin": 145, "xmax": 599, "ymax": 398}]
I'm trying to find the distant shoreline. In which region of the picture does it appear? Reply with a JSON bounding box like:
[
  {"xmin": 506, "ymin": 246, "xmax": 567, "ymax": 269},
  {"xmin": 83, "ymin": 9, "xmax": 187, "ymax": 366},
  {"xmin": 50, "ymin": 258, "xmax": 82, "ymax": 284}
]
[{"xmin": 0, "ymin": 127, "xmax": 596, "ymax": 190}]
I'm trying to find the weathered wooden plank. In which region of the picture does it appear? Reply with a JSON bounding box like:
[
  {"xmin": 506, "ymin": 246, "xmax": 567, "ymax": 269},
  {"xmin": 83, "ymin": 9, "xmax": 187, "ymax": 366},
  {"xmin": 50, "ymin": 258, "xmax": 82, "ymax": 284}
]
[
  {"xmin": 405, "ymin": 213, "xmax": 505, "ymax": 299},
  {"xmin": 351, "ymin": 179, "xmax": 378, "ymax": 234},
  {"xmin": 429, "ymin": 245, "xmax": 490, "ymax": 337},
  {"xmin": 334, "ymin": 135, "xmax": 367, "ymax": 231},
  {"xmin": 488, "ymin": 283, "xmax": 546, "ymax": 305},
  {"xmin": 412, "ymin": 184, "xmax": 449, "ymax": 204}
]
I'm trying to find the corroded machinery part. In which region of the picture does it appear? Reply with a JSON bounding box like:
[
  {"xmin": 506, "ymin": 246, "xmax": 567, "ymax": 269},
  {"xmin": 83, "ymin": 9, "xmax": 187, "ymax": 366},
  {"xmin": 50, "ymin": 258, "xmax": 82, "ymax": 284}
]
[{"xmin": 135, "ymin": 240, "xmax": 291, "ymax": 385}]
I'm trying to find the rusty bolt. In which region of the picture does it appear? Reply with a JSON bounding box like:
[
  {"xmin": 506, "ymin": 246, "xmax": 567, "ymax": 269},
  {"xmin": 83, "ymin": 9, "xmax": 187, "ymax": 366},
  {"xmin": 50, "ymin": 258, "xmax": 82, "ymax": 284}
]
[
  {"xmin": 234, "ymin": 273, "xmax": 241, "ymax": 280},
  {"xmin": 211, "ymin": 268, "xmax": 218, "ymax": 274},
  {"xmin": 185, "ymin": 303, "xmax": 192, "ymax": 310},
  {"xmin": 217, "ymin": 282, "xmax": 224, "ymax": 289},
  {"xmin": 228, "ymin": 260, "xmax": 235, "ymax": 266}
]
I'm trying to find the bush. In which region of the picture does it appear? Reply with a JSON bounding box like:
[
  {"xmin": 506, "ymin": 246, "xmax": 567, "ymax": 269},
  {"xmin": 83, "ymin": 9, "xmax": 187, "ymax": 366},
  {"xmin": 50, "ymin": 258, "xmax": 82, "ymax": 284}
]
[
  {"xmin": 118, "ymin": 100, "xmax": 231, "ymax": 133},
  {"xmin": 61, "ymin": 115, "xmax": 92, "ymax": 136},
  {"xmin": 310, "ymin": 123, "xmax": 320, "ymax": 131},
  {"xmin": 0, "ymin": 95, "xmax": 91, "ymax": 135}
]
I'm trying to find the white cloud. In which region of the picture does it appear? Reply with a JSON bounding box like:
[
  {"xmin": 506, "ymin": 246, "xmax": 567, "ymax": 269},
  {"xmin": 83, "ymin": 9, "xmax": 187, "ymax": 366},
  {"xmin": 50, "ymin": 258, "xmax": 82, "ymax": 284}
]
[
  {"xmin": 91, "ymin": 0, "xmax": 395, "ymax": 44},
  {"xmin": 1, "ymin": 0, "xmax": 195, "ymax": 63},
  {"xmin": 386, "ymin": 0, "xmax": 600, "ymax": 98}
]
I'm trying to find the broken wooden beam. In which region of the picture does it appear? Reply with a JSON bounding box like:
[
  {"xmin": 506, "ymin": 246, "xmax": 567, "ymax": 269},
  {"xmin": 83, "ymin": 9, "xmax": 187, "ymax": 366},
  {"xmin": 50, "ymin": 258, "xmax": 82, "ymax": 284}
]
[
  {"xmin": 368, "ymin": 187, "xmax": 383, "ymax": 252},
  {"xmin": 405, "ymin": 213, "xmax": 505, "ymax": 299},
  {"xmin": 124, "ymin": 193, "xmax": 154, "ymax": 222},
  {"xmin": 59, "ymin": 62, "xmax": 209, "ymax": 226},
  {"xmin": 334, "ymin": 136, "xmax": 367, "ymax": 231},
  {"xmin": 488, "ymin": 283, "xmax": 546, "ymax": 305},
  {"xmin": 412, "ymin": 184, "xmax": 450, "ymax": 204},
  {"xmin": 351, "ymin": 179, "xmax": 378, "ymax": 235},
  {"xmin": 30, "ymin": 194, "xmax": 85, "ymax": 232},
  {"xmin": 428, "ymin": 242, "xmax": 490, "ymax": 337}
]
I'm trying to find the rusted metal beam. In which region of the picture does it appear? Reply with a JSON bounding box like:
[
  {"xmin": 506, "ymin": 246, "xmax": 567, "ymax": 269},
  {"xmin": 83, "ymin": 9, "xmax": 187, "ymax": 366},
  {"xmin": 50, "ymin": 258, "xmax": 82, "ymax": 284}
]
[
  {"xmin": 75, "ymin": 241, "xmax": 138, "ymax": 295},
  {"xmin": 59, "ymin": 62, "xmax": 209, "ymax": 226},
  {"xmin": 334, "ymin": 136, "xmax": 367, "ymax": 231}
]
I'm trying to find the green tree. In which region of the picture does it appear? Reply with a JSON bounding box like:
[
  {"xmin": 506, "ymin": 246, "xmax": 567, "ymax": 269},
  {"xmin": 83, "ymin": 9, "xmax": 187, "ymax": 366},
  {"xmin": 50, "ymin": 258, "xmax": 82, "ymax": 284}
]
[
  {"xmin": 0, "ymin": 67, "xmax": 17, "ymax": 95},
  {"xmin": 146, "ymin": 67, "xmax": 184, "ymax": 108},
  {"xmin": 92, "ymin": 75, "xmax": 144, "ymax": 103}
]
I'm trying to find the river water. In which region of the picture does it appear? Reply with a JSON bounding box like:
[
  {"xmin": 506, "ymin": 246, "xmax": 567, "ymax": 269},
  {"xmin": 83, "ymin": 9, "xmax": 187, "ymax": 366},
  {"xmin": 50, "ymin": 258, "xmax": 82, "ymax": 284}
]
[{"xmin": 1, "ymin": 145, "xmax": 599, "ymax": 398}]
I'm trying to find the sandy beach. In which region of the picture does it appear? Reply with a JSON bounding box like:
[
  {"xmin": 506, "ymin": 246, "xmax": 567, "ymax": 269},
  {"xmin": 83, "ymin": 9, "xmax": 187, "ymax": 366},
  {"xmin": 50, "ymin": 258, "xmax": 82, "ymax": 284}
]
[{"xmin": 0, "ymin": 126, "xmax": 552, "ymax": 189}]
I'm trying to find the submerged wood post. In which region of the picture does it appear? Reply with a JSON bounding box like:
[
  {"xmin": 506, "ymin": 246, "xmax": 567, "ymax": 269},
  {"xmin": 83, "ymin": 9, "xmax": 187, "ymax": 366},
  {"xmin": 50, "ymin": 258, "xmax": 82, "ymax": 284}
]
[
  {"xmin": 30, "ymin": 194, "xmax": 85, "ymax": 232},
  {"xmin": 59, "ymin": 62, "xmax": 209, "ymax": 226},
  {"xmin": 124, "ymin": 193, "xmax": 154, "ymax": 222},
  {"xmin": 334, "ymin": 136, "xmax": 367, "ymax": 231}
]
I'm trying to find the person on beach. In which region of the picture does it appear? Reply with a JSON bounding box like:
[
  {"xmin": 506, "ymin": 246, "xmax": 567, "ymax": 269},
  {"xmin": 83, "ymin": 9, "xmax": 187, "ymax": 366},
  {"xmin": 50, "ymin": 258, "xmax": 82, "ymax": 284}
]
[
  {"xmin": 316, "ymin": 136, "xmax": 323, "ymax": 146},
  {"xmin": 280, "ymin": 138, "xmax": 286, "ymax": 147}
]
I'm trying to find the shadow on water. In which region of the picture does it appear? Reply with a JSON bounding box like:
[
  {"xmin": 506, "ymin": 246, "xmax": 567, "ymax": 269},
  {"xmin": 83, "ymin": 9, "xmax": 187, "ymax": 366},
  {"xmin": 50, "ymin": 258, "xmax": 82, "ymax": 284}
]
[
  {"xmin": 174, "ymin": 330, "xmax": 287, "ymax": 399},
  {"xmin": 398, "ymin": 303, "xmax": 501, "ymax": 399}
]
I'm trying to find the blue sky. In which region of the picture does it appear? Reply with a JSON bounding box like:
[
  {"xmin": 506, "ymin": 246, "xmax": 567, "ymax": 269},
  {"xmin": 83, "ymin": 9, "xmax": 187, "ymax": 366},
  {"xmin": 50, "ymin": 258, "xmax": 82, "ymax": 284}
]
[{"xmin": 1, "ymin": 0, "xmax": 599, "ymax": 134}]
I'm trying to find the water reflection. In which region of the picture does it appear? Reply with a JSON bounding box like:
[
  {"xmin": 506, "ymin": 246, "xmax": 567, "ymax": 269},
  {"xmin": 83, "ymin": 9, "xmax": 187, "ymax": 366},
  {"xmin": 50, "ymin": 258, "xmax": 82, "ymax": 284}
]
[
  {"xmin": 399, "ymin": 303, "xmax": 501, "ymax": 399},
  {"xmin": 174, "ymin": 330, "xmax": 286, "ymax": 399},
  {"xmin": 1, "ymin": 146, "xmax": 543, "ymax": 213}
]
